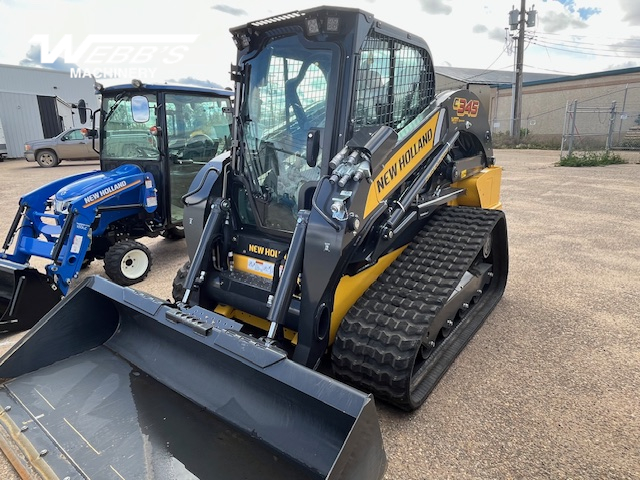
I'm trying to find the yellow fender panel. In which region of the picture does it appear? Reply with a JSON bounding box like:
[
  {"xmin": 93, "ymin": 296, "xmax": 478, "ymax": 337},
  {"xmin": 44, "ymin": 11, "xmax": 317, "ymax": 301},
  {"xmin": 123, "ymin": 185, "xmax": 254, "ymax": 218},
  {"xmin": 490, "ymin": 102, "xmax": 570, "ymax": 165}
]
[{"xmin": 450, "ymin": 166, "xmax": 503, "ymax": 210}]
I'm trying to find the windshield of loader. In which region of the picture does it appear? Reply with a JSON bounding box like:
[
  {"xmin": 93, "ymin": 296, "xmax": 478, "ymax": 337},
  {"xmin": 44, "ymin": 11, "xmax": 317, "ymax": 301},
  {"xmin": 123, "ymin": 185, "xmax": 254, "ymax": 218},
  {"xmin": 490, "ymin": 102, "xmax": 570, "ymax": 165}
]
[
  {"xmin": 102, "ymin": 94, "xmax": 159, "ymax": 160},
  {"xmin": 241, "ymin": 34, "xmax": 333, "ymax": 232}
]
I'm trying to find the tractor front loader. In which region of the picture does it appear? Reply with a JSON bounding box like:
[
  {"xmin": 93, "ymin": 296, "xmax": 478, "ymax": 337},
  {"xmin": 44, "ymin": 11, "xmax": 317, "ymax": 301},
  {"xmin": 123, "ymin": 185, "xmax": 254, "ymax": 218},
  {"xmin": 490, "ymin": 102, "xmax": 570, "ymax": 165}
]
[
  {"xmin": 0, "ymin": 6, "xmax": 507, "ymax": 479},
  {"xmin": 0, "ymin": 83, "xmax": 233, "ymax": 332}
]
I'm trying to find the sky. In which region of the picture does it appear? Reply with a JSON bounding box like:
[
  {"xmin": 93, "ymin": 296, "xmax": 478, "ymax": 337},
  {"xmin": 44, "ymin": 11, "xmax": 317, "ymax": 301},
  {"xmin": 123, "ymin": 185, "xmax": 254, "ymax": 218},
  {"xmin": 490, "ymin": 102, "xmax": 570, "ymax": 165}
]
[{"xmin": 0, "ymin": 0, "xmax": 638, "ymax": 88}]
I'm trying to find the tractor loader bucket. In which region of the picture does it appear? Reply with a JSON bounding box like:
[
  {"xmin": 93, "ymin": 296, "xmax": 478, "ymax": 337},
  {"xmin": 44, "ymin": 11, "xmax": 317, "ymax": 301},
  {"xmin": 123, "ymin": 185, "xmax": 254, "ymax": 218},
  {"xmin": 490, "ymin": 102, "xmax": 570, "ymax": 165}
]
[
  {"xmin": 0, "ymin": 260, "xmax": 62, "ymax": 334},
  {"xmin": 0, "ymin": 275, "xmax": 387, "ymax": 480}
]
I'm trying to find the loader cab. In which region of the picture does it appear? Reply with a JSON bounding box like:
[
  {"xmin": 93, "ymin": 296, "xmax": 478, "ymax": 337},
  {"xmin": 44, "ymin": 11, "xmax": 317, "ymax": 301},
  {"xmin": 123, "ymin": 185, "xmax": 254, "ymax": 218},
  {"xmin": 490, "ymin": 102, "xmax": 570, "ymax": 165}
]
[
  {"xmin": 97, "ymin": 84, "xmax": 233, "ymax": 230},
  {"xmin": 229, "ymin": 6, "xmax": 435, "ymax": 237}
]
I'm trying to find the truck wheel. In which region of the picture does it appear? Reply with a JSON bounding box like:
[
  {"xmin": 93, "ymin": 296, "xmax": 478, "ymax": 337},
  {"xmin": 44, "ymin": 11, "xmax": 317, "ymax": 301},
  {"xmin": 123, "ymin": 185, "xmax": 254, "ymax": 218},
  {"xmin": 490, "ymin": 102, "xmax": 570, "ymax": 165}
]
[
  {"xmin": 172, "ymin": 261, "xmax": 191, "ymax": 302},
  {"xmin": 104, "ymin": 240, "xmax": 152, "ymax": 286},
  {"xmin": 161, "ymin": 225, "xmax": 185, "ymax": 240},
  {"xmin": 36, "ymin": 150, "xmax": 59, "ymax": 167}
]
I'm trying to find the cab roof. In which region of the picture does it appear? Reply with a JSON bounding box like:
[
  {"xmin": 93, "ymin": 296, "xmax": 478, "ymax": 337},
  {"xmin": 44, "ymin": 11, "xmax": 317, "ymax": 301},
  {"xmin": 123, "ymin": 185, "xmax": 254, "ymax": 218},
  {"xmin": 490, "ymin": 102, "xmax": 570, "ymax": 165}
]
[{"xmin": 101, "ymin": 83, "xmax": 233, "ymax": 97}]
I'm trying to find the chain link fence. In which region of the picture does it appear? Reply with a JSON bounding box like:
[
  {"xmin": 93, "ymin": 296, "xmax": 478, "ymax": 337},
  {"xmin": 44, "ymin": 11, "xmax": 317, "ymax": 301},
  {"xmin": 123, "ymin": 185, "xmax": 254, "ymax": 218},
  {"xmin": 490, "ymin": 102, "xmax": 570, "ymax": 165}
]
[{"xmin": 560, "ymin": 100, "xmax": 640, "ymax": 157}]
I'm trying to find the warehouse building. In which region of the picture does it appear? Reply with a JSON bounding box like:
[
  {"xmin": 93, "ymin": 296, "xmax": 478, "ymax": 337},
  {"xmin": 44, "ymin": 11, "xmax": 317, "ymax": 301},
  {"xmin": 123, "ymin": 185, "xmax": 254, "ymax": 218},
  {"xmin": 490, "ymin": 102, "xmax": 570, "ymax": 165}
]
[
  {"xmin": 436, "ymin": 66, "xmax": 640, "ymax": 149},
  {"xmin": 0, "ymin": 64, "xmax": 98, "ymax": 158},
  {"xmin": 490, "ymin": 66, "xmax": 640, "ymax": 147},
  {"xmin": 435, "ymin": 66, "xmax": 559, "ymax": 111}
]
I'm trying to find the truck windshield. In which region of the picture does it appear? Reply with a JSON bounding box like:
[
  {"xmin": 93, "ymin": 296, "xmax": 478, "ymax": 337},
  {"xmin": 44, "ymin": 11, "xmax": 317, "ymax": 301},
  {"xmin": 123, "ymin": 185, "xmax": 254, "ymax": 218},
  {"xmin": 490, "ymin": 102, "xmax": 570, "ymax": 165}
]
[
  {"xmin": 240, "ymin": 34, "xmax": 333, "ymax": 232},
  {"xmin": 102, "ymin": 94, "xmax": 159, "ymax": 160}
]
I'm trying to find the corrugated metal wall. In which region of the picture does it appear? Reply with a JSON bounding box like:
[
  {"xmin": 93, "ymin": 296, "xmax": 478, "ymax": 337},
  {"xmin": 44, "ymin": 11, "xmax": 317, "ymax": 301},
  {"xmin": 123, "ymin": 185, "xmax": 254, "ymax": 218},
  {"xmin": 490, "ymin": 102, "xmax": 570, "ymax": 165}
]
[
  {"xmin": 0, "ymin": 92, "xmax": 43, "ymax": 157},
  {"xmin": 0, "ymin": 64, "xmax": 98, "ymax": 157}
]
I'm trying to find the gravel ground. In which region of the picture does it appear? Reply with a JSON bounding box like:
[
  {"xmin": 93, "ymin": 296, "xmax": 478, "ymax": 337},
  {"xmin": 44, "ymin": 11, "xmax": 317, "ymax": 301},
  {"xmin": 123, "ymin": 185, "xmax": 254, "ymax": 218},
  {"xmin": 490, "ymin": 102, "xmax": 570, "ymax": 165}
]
[{"xmin": 0, "ymin": 150, "xmax": 639, "ymax": 479}]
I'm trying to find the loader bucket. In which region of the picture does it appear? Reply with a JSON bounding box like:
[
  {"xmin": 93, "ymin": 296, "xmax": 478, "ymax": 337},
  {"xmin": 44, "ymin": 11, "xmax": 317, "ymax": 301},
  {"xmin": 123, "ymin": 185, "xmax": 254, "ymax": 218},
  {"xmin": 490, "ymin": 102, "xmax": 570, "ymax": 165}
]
[
  {"xmin": 0, "ymin": 260, "xmax": 62, "ymax": 334},
  {"xmin": 0, "ymin": 275, "xmax": 387, "ymax": 480}
]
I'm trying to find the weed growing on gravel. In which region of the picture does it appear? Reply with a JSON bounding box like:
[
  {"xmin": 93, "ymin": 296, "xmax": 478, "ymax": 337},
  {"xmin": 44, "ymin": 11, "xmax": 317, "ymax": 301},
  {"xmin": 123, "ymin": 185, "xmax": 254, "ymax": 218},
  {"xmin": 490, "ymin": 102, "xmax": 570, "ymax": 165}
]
[{"xmin": 557, "ymin": 151, "xmax": 627, "ymax": 167}]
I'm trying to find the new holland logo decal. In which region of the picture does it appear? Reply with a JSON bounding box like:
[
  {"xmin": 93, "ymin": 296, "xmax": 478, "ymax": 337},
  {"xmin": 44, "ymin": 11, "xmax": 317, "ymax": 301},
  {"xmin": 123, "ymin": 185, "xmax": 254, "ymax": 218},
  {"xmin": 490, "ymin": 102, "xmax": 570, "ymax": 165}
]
[
  {"xmin": 83, "ymin": 179, "xmax": 141, "ymax": 207},
  {"xmin": 364, "ymin": 110, "xmax": 442, "ymax": 217}
]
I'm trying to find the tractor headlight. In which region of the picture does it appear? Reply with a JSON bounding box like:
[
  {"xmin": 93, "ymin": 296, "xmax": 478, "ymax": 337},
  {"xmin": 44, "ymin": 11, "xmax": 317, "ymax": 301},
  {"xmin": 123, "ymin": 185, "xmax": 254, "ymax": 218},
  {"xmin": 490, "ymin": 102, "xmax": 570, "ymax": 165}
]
[{"xmin": 54, "ymin": 199, "xmax": 71, "ymax": 214}]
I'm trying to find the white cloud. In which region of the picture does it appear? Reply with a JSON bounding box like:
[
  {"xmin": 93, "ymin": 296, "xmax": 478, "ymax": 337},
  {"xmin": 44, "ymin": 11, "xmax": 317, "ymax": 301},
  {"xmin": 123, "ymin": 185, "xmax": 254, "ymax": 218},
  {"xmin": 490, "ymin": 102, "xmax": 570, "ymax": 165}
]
[
  {"xmin": 0, "ymin": 0, "xmax": 638, "ymax": 84},
  {"xmin": 540, "ymin": 11, "xmax": 588, "ymax": 33},
  {"xmin": 418, "ymin": 0, "xmax": 452, "ymax": 15}
]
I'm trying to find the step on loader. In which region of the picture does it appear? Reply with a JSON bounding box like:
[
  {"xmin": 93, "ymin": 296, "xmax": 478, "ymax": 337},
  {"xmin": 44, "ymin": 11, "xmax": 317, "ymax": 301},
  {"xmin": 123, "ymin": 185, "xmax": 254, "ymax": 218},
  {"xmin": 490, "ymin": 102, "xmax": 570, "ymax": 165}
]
[
  {"xmin": 0, "ymin": 6, "xmax": 508, "ymax": 479},
  {"xmin": 0, "ymin": 84, "xmax": 233, "ymax": 332}
]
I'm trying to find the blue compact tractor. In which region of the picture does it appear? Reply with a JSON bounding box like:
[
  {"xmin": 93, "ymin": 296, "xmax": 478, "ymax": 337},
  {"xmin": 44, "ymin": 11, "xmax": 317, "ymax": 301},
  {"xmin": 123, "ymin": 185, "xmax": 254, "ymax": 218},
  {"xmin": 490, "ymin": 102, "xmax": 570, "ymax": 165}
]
[{"xmin": 0, "ymin": 81, "xmax": 233, "ymax": 331}]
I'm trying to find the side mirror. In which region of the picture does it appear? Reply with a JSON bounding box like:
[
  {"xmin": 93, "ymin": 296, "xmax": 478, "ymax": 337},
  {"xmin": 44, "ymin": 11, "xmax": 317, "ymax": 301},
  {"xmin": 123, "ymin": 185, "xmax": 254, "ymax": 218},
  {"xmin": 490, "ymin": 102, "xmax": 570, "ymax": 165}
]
[
  {"xmin": 131, "ymin": 95, "xmax": 150, "ymax": 123},
  {"xmin": 78, "ymin": 99, "xmax": 88, "ymax": 124},
  {"xmin": 306, "ymin": 129, "xmax": 321, "ymax": 167}
]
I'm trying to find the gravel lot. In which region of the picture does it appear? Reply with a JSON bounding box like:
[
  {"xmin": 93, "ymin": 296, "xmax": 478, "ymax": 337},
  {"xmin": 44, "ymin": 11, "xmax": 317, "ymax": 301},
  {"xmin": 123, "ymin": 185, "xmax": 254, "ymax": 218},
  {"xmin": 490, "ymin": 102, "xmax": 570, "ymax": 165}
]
[{"xmin": 0, "ymin": 150, "xmax": 639, "ymax": 479}]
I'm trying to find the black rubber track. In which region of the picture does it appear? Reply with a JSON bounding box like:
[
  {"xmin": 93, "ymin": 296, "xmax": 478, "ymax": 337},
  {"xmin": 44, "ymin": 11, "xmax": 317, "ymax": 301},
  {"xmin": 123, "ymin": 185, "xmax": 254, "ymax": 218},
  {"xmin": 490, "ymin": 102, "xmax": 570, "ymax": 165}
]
[{"xmin": 331, "ymin": 206, "xmax": 508, "ymax": 411}]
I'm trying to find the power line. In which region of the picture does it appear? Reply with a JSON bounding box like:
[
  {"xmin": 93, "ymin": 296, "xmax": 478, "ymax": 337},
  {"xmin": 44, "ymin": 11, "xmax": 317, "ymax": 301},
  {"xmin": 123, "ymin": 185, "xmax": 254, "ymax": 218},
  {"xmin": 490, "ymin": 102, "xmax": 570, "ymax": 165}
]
[
  {"xmin": 531, "ymin": 35, "xmax": 640, "ymax": 51},
  {"xmin": 455, "ymin": 47, "xmax": 509, "ymax": 82},
  {"xmin": 531, "ymin": 31, "xmax": 640, "ymax": 43},
  {"xmin": 521, "ymin": 63, "xmax": 576, "ymax": 75},
  {"xmin": 524, "ymin": 33, "xmax": 640, "ymax": 57},
  {"xmin": 527, "ymin": 37, "xmax": 640, "ymax": 55},
  {"xmin": 527, "ymin": 40, "xmax": 640, "ymax": 58}
]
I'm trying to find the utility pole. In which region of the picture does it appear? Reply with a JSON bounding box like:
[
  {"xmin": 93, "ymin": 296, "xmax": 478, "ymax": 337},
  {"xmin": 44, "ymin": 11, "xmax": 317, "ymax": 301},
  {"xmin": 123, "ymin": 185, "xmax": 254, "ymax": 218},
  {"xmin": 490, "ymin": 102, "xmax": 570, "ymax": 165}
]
[{"xmin": 509, "ymin": 2, "xmax": 536, "ymax": 138}]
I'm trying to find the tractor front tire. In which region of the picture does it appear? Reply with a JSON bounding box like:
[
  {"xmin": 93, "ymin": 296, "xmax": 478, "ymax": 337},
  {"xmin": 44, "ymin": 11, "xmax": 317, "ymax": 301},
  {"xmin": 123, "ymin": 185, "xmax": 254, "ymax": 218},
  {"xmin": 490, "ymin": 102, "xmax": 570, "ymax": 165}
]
[{"xmin": 104, "ymin": 240, "xmax": 152, "ymax": 286}]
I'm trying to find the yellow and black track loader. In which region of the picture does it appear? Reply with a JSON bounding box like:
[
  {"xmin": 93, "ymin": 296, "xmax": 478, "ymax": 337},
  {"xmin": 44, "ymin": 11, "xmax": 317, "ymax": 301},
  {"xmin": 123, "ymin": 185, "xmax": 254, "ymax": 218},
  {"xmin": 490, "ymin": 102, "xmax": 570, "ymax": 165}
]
[{"xmin": 0, "ymin": 6, "xmax": 508, "ymax": 479}]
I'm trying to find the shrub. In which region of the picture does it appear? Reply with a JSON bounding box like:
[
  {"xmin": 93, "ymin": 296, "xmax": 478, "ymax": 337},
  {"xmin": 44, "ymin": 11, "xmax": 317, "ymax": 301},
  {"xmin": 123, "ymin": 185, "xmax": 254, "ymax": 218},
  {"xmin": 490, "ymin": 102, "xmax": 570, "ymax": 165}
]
[{"xmin": 557, "ymin": 151, "xmax": 627, "ymax": 167}]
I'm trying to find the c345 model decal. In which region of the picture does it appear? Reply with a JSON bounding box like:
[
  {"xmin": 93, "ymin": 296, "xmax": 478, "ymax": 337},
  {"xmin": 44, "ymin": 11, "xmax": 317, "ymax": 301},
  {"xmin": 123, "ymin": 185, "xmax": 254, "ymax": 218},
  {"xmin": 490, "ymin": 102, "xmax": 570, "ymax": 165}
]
[{"xmin": 451, "ymin": 97, "xmax": 479, "ymax": 124}]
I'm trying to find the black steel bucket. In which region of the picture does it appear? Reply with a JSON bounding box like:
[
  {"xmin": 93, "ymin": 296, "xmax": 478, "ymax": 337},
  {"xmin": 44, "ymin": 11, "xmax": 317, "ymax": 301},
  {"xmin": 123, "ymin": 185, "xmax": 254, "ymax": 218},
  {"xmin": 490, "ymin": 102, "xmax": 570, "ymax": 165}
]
[
  {"xmin": 0, "ymin": 275, "xmax": 386, "ymax": 479},
  {"xmin": 0, "ymin": 260, "xmax": 61, "ymax": 334}
]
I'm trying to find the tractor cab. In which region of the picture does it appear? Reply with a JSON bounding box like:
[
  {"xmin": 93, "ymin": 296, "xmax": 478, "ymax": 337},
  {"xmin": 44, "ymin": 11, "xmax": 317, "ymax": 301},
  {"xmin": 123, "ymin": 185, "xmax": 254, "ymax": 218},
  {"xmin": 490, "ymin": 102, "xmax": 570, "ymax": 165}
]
[{"xmin": 92, "ymin": 82, "xmax": 233, "ymax": 232}]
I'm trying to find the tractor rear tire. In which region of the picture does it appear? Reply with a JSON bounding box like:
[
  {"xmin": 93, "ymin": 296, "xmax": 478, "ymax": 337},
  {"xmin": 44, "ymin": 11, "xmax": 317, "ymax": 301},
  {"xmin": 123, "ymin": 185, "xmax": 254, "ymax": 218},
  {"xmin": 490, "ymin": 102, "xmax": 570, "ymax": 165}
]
[
  {"xmin": 104, "ymin": 240, "xmax": 152, "ymax": 286},
  {"xmin": 161, "ymin": 225, "xmax": 185, "ymax": 240}
]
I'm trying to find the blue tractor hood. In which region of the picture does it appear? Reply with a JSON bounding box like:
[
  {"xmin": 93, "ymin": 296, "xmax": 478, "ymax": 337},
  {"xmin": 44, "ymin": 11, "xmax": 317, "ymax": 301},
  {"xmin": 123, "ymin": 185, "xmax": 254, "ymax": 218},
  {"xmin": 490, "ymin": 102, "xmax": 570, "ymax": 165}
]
[{"xmin": 54, "ymin": 164, "xmax": 158, "ymax": 215}]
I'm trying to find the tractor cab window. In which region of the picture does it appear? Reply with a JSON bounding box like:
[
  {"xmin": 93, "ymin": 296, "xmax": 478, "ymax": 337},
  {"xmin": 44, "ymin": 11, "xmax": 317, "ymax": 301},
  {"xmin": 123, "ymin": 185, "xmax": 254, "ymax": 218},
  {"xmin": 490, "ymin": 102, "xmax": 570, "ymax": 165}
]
[
  {"xmin": 164, "ymin": 93, "xmax": 233, "ymax": 224},
  {"xmin": 102, "ymin": 94, "xmax": 159, "ymax": 160},
  {"xmin": 241, "ymin": 34, "xmax": 333, "ymax": 232},
  {"xmin": 353, "ymin": 32, "xmax": 435, "ymax": 136},
  {"xmin": 165, "ymin": 93, "xmax": 232, "ymax": 163}
]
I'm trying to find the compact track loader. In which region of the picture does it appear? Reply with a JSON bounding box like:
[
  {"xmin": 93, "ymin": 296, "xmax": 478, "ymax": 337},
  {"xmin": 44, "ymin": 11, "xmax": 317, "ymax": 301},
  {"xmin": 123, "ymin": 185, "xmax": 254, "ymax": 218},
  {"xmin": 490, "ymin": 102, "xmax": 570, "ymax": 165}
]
[
  {"xmin": 0, "ymin": 83, "xmax": 233, "ymax": 332},
  {"xmin": 0, "ymin": 6, "xmax": 507, "ymax": 479}
]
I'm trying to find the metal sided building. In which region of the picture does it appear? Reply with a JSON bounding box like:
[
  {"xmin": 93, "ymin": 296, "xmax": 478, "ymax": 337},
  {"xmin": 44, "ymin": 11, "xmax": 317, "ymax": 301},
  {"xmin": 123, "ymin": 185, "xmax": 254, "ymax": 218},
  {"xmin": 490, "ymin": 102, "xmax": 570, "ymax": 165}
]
[
  {"xmin": 0, "ymin": 64, "xmax": 98, "ymax": 158},
  {"xmin": 490, "ymin": 66, "xmax": 640, "ymax": 146}
]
